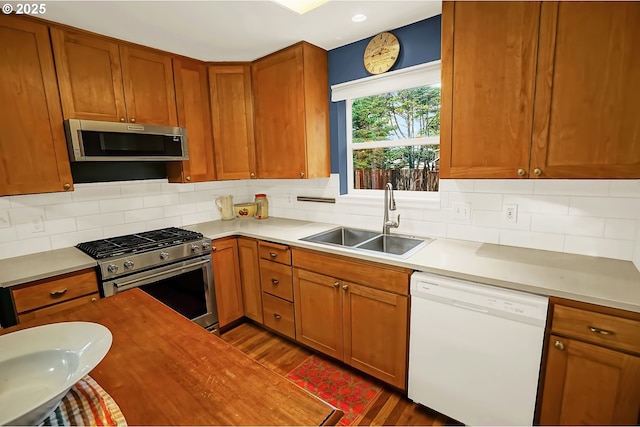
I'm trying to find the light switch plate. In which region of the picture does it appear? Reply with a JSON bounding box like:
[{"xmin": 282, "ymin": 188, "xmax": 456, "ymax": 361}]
[
  {"xmin": 452, "ymin": 202, "xmax": 471, "ymax": 220},
  {"xmin": 0, "ymin": 210, "xmax": 9, "ymax": 229}
]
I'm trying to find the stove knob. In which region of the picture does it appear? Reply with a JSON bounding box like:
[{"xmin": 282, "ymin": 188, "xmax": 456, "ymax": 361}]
[
  {"xmin": 191, "ymin": 244, "xmax": 201, "ymax": 252},
  {"xmin": 107, "ymin": 264, "xmax": 119, "ymax": 274},
  {"xmin": 202, "ymin": 241, "xmax": 211, "ymax": 250},
  {"xmin": 159, "ymin": 251, "xmax": 170, "ymax": 260},
  {"xmin": 123, "ymin": 260, "xmax": 135, "ymax": 270}
]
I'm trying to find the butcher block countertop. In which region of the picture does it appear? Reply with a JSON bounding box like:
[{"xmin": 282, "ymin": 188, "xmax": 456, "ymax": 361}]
[{"xmin": 0, "ymin": 289, "xmax": 342, "ymax": 426}]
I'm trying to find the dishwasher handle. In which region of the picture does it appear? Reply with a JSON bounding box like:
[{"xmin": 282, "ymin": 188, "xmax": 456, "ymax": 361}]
[{"xmin": 453, "ymin": 302, "xmax": 489, "ymax": 314}]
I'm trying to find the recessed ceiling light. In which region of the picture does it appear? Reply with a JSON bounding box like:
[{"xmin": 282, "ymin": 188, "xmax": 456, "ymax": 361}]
[
  {"xmin": 272, "ymin": 0, "xmax": 330, "ymax": 15},
  {"xmin": 351, "ymin": 13, "xmax": 367, "ymax": 23}
]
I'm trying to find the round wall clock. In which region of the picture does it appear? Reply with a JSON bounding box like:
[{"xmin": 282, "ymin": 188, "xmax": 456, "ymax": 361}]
[{"xmin": 363, "ymin": 31, "xmax": 400, "ymax": 75}]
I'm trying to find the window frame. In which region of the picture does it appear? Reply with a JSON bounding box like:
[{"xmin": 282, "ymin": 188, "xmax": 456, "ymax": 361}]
[{"xmin": 331, "ymin": 61, "xmax": 442, "ymax": 199}]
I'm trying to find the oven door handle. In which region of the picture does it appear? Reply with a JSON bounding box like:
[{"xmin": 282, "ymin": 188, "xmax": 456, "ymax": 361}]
[{"xmin": 113, "ymin": 258, "xmax": 211, "ymax": 292}]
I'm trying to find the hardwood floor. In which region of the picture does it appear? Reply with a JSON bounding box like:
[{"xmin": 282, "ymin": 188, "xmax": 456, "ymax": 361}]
[{"xmin": 221, "ymin": 321, "xmax": 461, "ymax": 426}]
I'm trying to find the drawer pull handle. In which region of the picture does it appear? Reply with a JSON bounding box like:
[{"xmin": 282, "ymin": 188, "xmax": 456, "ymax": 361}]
[
  {"xmin": 91, "ymin": 297, "xmax": 97, "ymax": 302},
  {"xmin": 588, "ymin": 326, "xmax": 614, "ymax": 335},
  {"xmin": 554, "ymin": 340, "xmax": 564, "ymax": 351},
  {"xmin": 273, "ymin": 313, "xmax": 281, "ymax": 320},
  {"xmin": 50, "ymin": 288, "xmax": 68, "ymax": 297},
  {"xmin": 269, "ymin": 252, "xmax": 277, "ymax": 258},
  {"xmin": 271, "ymin": 279, "xmax": 279, "ymax": 285}
]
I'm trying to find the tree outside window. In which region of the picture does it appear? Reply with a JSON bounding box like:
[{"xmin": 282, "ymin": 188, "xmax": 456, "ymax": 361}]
[{"xmin": 350, "ymin": 84, "xmax": 440, "ymax": 192}]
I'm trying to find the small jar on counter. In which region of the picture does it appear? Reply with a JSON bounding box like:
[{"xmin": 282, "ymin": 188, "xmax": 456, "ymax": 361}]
[{"xmin": 254, "ymin": 194, "xmax": 269, "ymax": 219}]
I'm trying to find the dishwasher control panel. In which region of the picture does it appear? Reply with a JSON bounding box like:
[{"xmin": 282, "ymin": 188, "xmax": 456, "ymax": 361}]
[{"xmin": 411, "ymin": 272, "xmax": 548, "ymax": 322}]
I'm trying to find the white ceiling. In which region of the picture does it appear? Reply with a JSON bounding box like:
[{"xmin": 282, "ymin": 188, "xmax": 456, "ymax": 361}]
[{"xmin": 43, "ymin": 1, "xmax": 442, "ymax": 61}]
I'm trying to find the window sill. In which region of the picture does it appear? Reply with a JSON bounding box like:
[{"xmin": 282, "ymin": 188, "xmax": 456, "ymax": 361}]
[{"xmin": 337, "ymin": 192, "xmax": 441, "ymax": 210}]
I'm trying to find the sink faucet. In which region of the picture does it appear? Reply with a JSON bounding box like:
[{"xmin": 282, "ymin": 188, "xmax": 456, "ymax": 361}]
[{"xmin": 383, "ymin": 182, "xmax": 400, "ymax": 235}]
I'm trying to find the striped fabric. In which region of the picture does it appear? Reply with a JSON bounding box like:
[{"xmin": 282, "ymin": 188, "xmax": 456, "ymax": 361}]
[{"xmin": 40, "ymin": 376, "xmax": 127, "ymax": 426}]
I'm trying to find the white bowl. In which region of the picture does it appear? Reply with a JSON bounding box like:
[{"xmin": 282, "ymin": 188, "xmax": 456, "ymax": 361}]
[{"xmin": 0, "ymin": 322, "xmax": 112, "ymax": 426}]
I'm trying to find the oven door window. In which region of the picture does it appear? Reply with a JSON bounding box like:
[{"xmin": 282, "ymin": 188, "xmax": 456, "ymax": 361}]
[{"xmin": 139, "ymin": 269, "xmax": 206, "ymax": 320}]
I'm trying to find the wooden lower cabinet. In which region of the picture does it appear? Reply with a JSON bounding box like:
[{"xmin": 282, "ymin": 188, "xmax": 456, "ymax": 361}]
[
  {"xmin": 211, "ymin": 238, "xmax": 244, "ymax": 328},
  {"xmin": 294, "ymin": 269, "xmax": 343, "ymax": 360},
  {"xmin": 538, "ymin": 299, "xmax": 640, "ymax": 425},
  {"xmin": 237, "ymin": 237, "xmax": 263, "ymax": 324},
  {"xmin": 11, "ymin": 268, "xmax": 99, "ymax": 323},
  {"xmin": 292, "ymin": 249, "xmax": 410, "ymax": 390}
]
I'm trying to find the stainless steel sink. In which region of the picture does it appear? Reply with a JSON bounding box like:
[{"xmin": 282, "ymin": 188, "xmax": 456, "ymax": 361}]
[
  {"xmin": 301, "ymin": 227, "xmax": 379, "ymax": 247},
  {"xmin": 301, "ymin": 227, "xmax": 432, "ymax": 258},
  {"xmin": 357, "ymin": 234, "xmax": 430, "ymax": 257}
]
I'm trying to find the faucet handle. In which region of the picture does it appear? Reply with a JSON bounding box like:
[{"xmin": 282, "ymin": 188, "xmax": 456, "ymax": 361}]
[{"xmin": 395, "ymin": 214, "xmax": 400, "ymax": 228}]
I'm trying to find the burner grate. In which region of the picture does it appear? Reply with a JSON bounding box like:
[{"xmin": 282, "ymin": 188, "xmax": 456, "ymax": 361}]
[{"xmin": 76, "ymin": 227, "xmax": 204, "ymax": 259}]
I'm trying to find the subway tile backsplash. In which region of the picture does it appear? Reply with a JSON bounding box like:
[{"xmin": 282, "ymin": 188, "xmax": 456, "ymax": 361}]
[{"xmin": 0, "ymin": 176, "xmax": 639, "ymax": 270}]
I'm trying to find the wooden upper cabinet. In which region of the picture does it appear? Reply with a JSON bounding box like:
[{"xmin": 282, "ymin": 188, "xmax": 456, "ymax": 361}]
[
  {"xmin": 208, "ymin": 64, "xmax": 256, "ymax": 180},
  {"xmin": 440, "ymin": 1, "xmax": 541, "ymax": 179},
  {"xmin": 120, "ymin": 45, "xmax": 178, "ymax": 126},
  {"xmin": 51, "ymin": 28, "xmax": 177, "ymax": 126},
  {"xmin": 441, "ymin": 1, "xmax": 640, "ymax": 180},
  {"xmin": 168, "ymin": 58, "xmax": 216, "ymax": 183},
  {"xmin": 50, "ymin": 28, "xmax": 127, "ymax": 122},
  {"xmin": 252, "ymin": 42, "xmax": 330, "ymax": 179},
  {"xmin": 0, "ymin": 15, "xmax": 73, "ymax": 195},
  {"xmin": 530, "ymin": 2, "xmax": 640, "ymax": 178}
]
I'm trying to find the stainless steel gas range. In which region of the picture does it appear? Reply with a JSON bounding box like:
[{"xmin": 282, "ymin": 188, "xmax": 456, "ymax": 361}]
[{"xmin": 76, "ymin": 227, "xmax": 218, "ymax": 330}]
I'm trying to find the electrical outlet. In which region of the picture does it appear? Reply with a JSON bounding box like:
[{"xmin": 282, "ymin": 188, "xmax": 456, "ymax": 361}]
[
  {"xmin": 28, "ymin": 215, "xmax": 44, "ymax": 233},
  {"xmin": 452, "ymin": 202, "xmax": 471, "ymax": 220},
  {"xmin": 503, "ymin": 204, "xmax": 518, "ymax": 224},
  {"xmin": 0, "ymin": 210, "xmax": 9, "ymax": 229}
]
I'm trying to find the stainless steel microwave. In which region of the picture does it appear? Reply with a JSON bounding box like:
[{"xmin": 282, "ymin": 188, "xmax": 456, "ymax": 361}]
[{"xmin": 64, "ymin": 119, "xmax": 189, "ymax": 162}]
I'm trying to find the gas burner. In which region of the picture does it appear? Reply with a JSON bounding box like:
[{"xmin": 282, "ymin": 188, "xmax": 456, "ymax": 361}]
[{"xmin": 77, "ymin": 227, "xmax": 204, "ymax": 259}]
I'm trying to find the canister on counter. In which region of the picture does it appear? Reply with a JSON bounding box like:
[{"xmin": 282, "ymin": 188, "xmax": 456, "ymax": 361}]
[{"xmin": 254, "ymin": 194, "xmax": 269, "ymax": 219}]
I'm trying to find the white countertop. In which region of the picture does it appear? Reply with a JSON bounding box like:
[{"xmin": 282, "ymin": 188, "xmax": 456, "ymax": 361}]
[{"xmin": 1, "ymin": 217, "xmax": 639, "ymax": 313}]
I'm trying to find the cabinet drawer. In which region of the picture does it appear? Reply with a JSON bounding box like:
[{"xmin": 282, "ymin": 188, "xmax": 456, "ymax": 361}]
[
  {"xmin": 18, "ymin": 293, "xmax": 99, "ymax": 324},
  {"xmin": 292, "ymin": 248, "xmax": 411, "ymax": 295},
  {"xmin": 260, "ymin": 259, "xmax": 293, "ymax": 301},
  {"xmin": 262, "ymin": 293, "xmax": 295, "ymax": 339},
  {"xmin": 13, "ymin": 269, "xmax": 99, "ymax": 314},
  {"xmin": 259, "ymin": 242, "xmax": 291, "ymax": 265},
  {"xmin": 552, "ymin": 305, "xmax": 640, "ymax": 355}
]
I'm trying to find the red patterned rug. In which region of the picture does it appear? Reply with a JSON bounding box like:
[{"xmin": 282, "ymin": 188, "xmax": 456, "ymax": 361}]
[{"xmin": 286, "ymin": 355, "xmax": 382, "ymax": 426}]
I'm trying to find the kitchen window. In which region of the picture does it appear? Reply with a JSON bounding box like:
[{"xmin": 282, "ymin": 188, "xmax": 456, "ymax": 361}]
[{"xmin": 332, "ymin": 61, "xmax": 441, "ymax": 197}]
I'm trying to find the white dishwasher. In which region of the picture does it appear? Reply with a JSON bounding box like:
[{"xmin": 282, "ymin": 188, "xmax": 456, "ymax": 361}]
[{"xmin": 408, "ymin": 272, "xmax": 548, "ymax": 426}]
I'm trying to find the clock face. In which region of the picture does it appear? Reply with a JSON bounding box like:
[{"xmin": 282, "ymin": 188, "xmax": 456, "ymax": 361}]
[{"xmin": 363, "ymin": 32, "xmax": 400, "ymax": 75}]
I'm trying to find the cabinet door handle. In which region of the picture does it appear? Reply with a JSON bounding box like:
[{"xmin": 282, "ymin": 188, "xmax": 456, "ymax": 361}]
[
  {"xmin": 333, "ymin": 282, "xmax": 340, "ymax": 288},
  {"xmin": 63, "ymin": 183, "xmax": 71, "ymax": 191},
  {"xmin": 533, "ymin": 168, "xmax": 542, "ymax": 176},
  {"xmin": 211, "ymin": 246, "xmax": 217, "ymax": 251},
  {"xmin": 342, "ymin": 284, "xmax": 349, "ymax": 291},
  {"xmin": 90, "ymin": 297, "xmax": 97, "ymax": 302},
  {"xmin": 269, "ymin": 252, "xmax": 277, "ymax": 258},
  {"xmin": 250, "ymin": 172, "xmax": 256, "ymax": 178},
  {"xmin": 271, "ymin": 278, "xmax": 279, "ymax": 285},
  {"xmin": 120, "ymin": 117, "xmax": 125, "ymax": 122},
  {"xmin": 554, "ymin": 340, "xmax": 564, "ymax": 350},
  {"xmin": 273, "ymin": 313, "xmax": 281, "ymax": 320},
  {"xmin": 130, "ymin": 118, "xmax": 136, "ymax": 123},
  {"xmin": 588, "ymin": 326, "xmax": 614, "ymax": 335},
  {"xmin": 50, "ymin": 288, "xmax": 68, "ymax": 297},
  {"xmin": 185, "ymin": 176, "xmax": 191, "ymax": 182},
  {"xmin": 300, "ymin": 172, "xmax": 305, "ymax": 178},
  {"xmin": 517, "ymin": 168, "xmax": 526, "ymax": 176}
]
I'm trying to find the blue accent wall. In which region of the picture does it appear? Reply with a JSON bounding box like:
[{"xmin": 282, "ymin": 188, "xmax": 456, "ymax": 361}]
[{"xmin": 327, "ymin": 15, "xmax": 442, "ymax": 193}]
